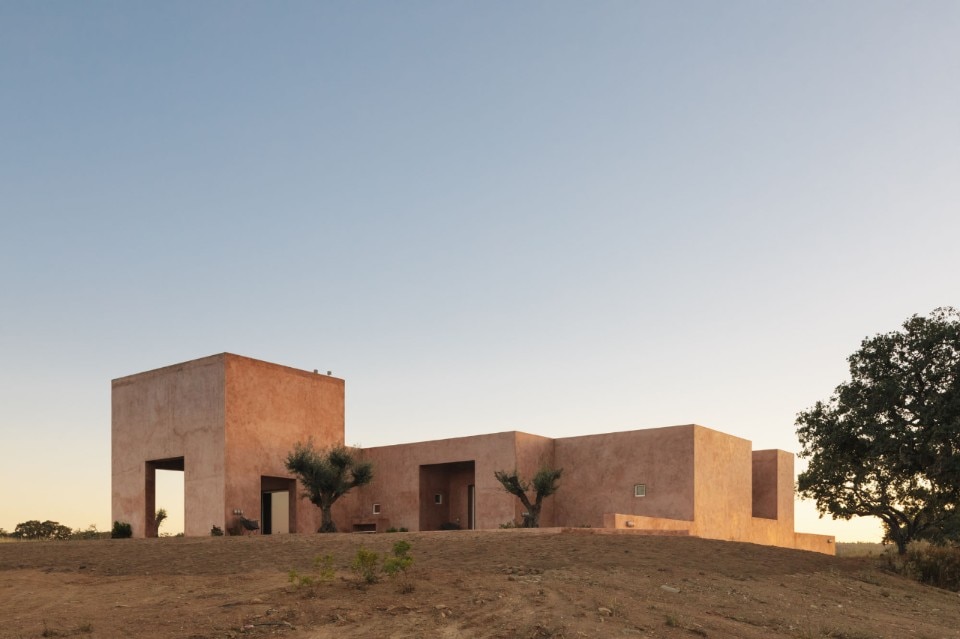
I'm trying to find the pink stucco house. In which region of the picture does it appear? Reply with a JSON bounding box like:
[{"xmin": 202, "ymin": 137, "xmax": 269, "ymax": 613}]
[{"xmin": 112, "ymin": 353, "xmax": 834, "ymax": 553}]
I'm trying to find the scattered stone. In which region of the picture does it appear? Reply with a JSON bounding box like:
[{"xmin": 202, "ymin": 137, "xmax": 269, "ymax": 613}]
[
  {"xmin": 598, "ymin": 606, "xmax": 613, "ymax": 616},
  {"xmin": 660, "ymin": 585, "xmax": 680, "ymax": 593}
]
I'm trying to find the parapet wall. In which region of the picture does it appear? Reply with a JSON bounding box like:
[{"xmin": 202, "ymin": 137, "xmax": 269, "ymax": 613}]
[{"xmin": 602, "ymin": 513, "xmax": 834, "ymax": 554}]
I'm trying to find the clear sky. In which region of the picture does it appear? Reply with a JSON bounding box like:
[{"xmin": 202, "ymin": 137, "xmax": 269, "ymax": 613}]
[{"xmin": 1, "ymin": 2, "xmax": 957, "ymax": 541}]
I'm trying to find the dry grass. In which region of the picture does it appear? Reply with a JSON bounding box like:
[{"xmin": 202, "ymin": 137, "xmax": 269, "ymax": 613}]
[{"xmin": 835, "ymin": 542, "xmax": 890, "ymax": 557}]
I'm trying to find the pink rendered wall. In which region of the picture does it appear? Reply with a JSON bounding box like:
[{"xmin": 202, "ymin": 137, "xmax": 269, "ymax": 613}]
[
  {"xmin": 751, "ymin": 450, "xmax": 780, "ymax": 519},
  {"xmin": 794, "ymin": 532, "xmax": 836, "ymax": 555},
  {"xmin": 692, "ymin": 426, "xmax": 753, "ymax": 541},
  {"xmin": 751, "ymin": 449, "xmax": 796, "ymax": 546},
  {"xmin": 445, "ymin": 464, "xmax": 476, "ymax": 529},
  {"xmin": 418, "ymin": 465, "xmax": 448, "ymax": 531},
  {"xmin": 223, "ymin": 355, "xmax": 344, "ymax": 535},
  {"xmin": 339, "ymin": 432, "xmax": 521, "ymax": 532},
  {"xmin": 112, "ymin": 355, "xmax": 226, "ymax": 538},
  {"xmin": 553, "ymin": 426, "xmax": 697, "ymax": 528}
]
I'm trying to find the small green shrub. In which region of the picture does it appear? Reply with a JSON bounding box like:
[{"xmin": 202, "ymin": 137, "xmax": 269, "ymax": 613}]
[
  {"xmin": 314, "ymin": 554, "xmax": 335, "ymax": 580},
  {"xmin": 288, "ymin": 569, "xmax": 314, "ymax": 588},
  {"xmin": 288, "ymin": 554, "xmax": 335, "ymax": 589},
  {"xmin": 383, "ymin": 540, "xmax": 414, "ymax": 577},
  {"xmin": 499, "ymin": 520, "xmax": 519, "ymax": 529},
  {"xmin": 210, "ymin": 525, "xmax": 224, "ymax": 536},
  {"xmin": 352, "ymin": 547, "xmax": 380, "ymax": 584},
  {"xmin": 111, "ymin": 521, "xmax": 132, "ymax": 539}
]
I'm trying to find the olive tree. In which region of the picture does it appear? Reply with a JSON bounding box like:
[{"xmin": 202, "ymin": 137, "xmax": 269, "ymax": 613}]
[
  {"xmin": 796, "ymin": 308, "xmax": 960, "ymax": 554},
  {"xmin": 154, "ymin": 508, "xmax": 168, "ymax": 534},
  {"xmin": 494, "ymin": 466, "xmax": 563, "ymax": 528},
  {"xmin": 285, "ymin": 442, "xmax": 373, "ymax": 532}
]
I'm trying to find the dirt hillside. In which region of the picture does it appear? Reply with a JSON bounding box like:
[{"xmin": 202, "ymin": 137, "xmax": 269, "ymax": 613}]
[{"xmin": 1, "ymin": 530, "xmax": 957, "ymax": 639}]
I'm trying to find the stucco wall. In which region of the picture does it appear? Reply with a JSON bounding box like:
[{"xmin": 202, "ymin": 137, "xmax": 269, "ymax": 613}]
[
  {"xmin": 750, "ymin": 449, "xmax": 796, "ymax": 546},
  {"xmin": 111, "ymin": 355, "xmax": 226, "ymax": 538},
  {"xmin": 751, "ymin": 450, "xmax": 780, "ymax": 520},
  {"xmin": 554, "ymin": 426, "xmax": 697, "ymax": 528},
  {"xmin": 602, "ymin": 513, "xmax": 693, "ymax": 533},
  {"xmin": 692, "ymin": 426, "xmax": 753, "ymax": 541},
  {"xmin": 794, "ymin": 532, "xmax": 836, "ymax": 555},
  {"xmin": 223, "ymin": 354, "xmax": 344, "ymax": 535}
]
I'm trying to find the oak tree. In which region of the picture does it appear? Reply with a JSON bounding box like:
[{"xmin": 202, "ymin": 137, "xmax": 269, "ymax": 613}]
[{"xmin": 796, "ymin": 308, "xmax": 960, "ymax": 554}]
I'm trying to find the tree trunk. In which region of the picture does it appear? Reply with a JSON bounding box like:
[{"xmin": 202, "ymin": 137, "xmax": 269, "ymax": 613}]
[
  {"xmin": 895, "ymin": 536, "xmax": 907, "ymax": 555},
  {"xmin": 523, "ymin": 505, "xmax": 541, "ymax": 528},
  {"xmin": 319, "ymin": 505, "xmax": 337, "ymax": 533}
]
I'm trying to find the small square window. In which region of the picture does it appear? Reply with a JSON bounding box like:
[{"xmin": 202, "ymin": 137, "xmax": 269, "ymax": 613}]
[
  {"xmin": 634, "ymin": 484, "xmax": 646, "ymax": 497},
  {"xmin": 372, "ymin": 503, "xmax": 381, "ymax": 515},
  {"xmin": 434, "ymin": 494, "xmax": 443, "ymax": 505}
]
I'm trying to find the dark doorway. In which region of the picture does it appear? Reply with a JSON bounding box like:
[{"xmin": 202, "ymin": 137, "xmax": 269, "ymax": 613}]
[
  {"xmin": 260, "ymin": 492, "xmax": 273, "ymax": 534},
  {"xmin": 260, "ymin": 476, "xmax": 296, "ymax": 534}
]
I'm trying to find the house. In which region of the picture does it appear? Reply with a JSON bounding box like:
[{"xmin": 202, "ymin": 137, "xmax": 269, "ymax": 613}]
[{"xmin": 111, "ymin": 353, "xmax": 834, "ymax": 553}]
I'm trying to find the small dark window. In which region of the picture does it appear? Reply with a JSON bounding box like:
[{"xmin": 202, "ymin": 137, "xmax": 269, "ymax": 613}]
[
  {"xmin": 434, "ymin": 494, "xmax": 443, "ymax": 505},
  {"xmin": 634, "ymin": 484, "xmax": 646, "ymax": 497},
  {"xmin": 373, "ymin": 503, "xmax": 381, "ymax": 515}
]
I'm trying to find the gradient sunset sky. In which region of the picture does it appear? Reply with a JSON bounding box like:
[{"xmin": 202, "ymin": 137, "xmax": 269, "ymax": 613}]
[{"xmin": 1, "ymin": 2, "xmax": 958, "ymax": 540}]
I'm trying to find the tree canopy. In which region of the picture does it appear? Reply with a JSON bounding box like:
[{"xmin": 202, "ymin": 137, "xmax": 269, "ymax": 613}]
[
  {"xmin": 796, "ymin": 307, "xmax": 960, "ymax": 554},
  {"xmin": 13, "ymin": 520, "xmax": 73, "ymax": 540},
  {"xmin": 494, "ymin": 466, "xmax": 563, "ymax": 528},
  {"xmin": 154, "ymin": 508, "xmax": 168, "ymax": 534},
  {"xmin": 285, "ymin": 442, "xmax": 374, "ymax": 533}
]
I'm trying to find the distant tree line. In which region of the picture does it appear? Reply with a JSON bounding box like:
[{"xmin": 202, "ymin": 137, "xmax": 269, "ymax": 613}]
[{"xmin": 3, "ymin": 521, "xmax": 108, "ymax": 541}]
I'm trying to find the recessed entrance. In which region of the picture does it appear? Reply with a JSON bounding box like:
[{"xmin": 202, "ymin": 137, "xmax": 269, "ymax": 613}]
[
  {"xmin": 260, "ymin": 476, "xmax": 296, "ymax": 534},
  {"xmin": 418, "ymin": 461, "xmax": 476, "ymax": 531}
]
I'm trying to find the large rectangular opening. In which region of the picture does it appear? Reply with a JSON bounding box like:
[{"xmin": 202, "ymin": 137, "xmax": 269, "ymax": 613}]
[
  {"xmin": 260, "ymin": 476, "xmax": 296, "ymax": 534},
  {"xmin": 145, "ymin": 457, "xmax": 184, "ymax": 538},
  {"xmin": 418, "ymin": 461, "xmax": 476, "ymax": 531}
]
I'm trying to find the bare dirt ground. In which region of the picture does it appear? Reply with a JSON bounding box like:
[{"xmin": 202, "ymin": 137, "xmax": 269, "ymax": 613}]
[{"xmin": 1, "ymin": 530, "xmax": 958, "ymax": 639}]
